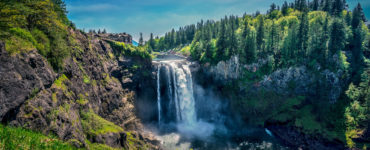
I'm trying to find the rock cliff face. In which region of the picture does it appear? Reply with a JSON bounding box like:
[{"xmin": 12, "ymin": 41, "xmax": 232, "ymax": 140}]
[
  {"xmin": 0, "ymin": 42, "xmax": 56, "ymax": 122},
  {"xmin": 0, "ymin": 29, "xmax": 157, "ymax": 149},
  {"xmin": 201, "ymin": 55, "xmax": 342, "ymax": 103}
]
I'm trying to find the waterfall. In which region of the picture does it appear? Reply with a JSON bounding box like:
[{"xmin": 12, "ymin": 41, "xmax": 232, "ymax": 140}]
[
  {"xmin": 156, "ymin": 60, "xmax": 215, "ymax": 138},
  {"xmin": 157, "ymin": 61, "xmax": 196, "ymax": 126},
  {"xmin": 157, "ymin": 64, "xmax": 161, "ymax": 124}
]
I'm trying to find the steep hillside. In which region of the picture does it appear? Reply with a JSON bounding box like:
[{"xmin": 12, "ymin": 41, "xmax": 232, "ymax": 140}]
[{"xmin": 0, "ymin": 0, "xmax": 157, "ymax": 149}]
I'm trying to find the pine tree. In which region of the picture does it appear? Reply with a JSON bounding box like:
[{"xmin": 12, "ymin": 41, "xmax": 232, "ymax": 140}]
[
  {"xmin": 282, "ymin": 25, "xmax": 298, "ymax": 66},
  {"xmin": 282, "ymin": 1, "xmax": 289, "ymax": 16},
  {"xmin": 267, "ymin": 22, "xmax": 278, "ymax": 54},
  {"xmin": 244, "ymin": 31, "xmax": 257, "ymax": 64},
  {"xmin": 268, "ymin": 3, "xmax": 277, "ymax": 14},
  {"xmin": 149, "ymin": 33, "xmax": 155, "ymax": 51},
  {"xmin": 229, "ymin": 19, "xmax": 238, "ymax": 56},
  {"xmin": 297, "ymin": 11, "xmax": 309, "ymax": 62},
  {"xmin": 332, "ymin": 0, "xmax": 344, "ymax": 16},
  {"xmin": 350, "ymin": 3, "xmax": 365, "ymax": 84},
  {"xmin": 352, "ymin": 3, "xmax": 366, "ymax": 28},
  {"xmin": 296, "ymin": 0, "xmax": 307, "ymax": 11},
  {"xmin": 312, "ymin": 0, "xmax": 319, "ymax": 10},
  {"xmin": 328, "ymin": 19, "xmax": 345, "ymax": 57},
  {"xmin": 139, "ymin": 33, "xmax": 144, "ymax": 46},
  {"xmin": 256, "ymin": 16, "xmax": 265, "ymax": 52},
  {"xmin": 345, "ymin": 11, "xmax": 352, "ymax": 25},
  {"xmin": 216, "ymin": 21, "xmax": 227, "ymax": 61},
  {"xmin": 323, "ymin": 0, "xmax": 331, "ymax": 12}
]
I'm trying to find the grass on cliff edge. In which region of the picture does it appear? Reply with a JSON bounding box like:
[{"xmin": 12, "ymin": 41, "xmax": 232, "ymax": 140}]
[
  {"xmin": 105, "ymin": 40, "xmax": 151, "ymax": 60},
  {"xmin": 80, "ymin": 109, "xmax": 124, "ymax": 136},
  {"xmin": 0, "ymin": 124, "xmax": 77, "ymax": 150}
]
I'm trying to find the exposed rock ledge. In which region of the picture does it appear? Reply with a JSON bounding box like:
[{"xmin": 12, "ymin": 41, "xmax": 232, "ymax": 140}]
[{"xmin": 0, "ymin": 28, "xmax": 159, "ymax": 149}]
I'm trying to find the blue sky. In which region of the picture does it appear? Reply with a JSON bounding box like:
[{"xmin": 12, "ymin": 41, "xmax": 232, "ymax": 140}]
[{"xmin": 65, "ymin": 0, "xmax": 370, "ymax": 41}]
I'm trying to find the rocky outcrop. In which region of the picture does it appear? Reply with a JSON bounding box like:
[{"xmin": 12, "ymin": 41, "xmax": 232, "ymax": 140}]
[
  {"xmin": 259, "ymin": 66, "xmax": 342, "ymax": 102},
  {"xmin": 204, "ymin": 55, "xmax": 268, "ymax": 83},
  {"xmin": 208, "ymin": 55, "xmax": 240, "ymax": 81},
  {"xmin": 266, "ymin": 124, "xmax": 345, "ymax": 150},
  {"xmin": 199, "ymin": 55, "xmax": 342, "ymax": 103},
  {"xmin": 0, "ymin": 42, "xmax": 56, "ymax": 122},
  {"xmin": 0, "ymin": 29, "xmax": 158, "ymax": 149},
  {"xmin": 97, "ymin": 32, "xmax": 132, "ymax": 44}
]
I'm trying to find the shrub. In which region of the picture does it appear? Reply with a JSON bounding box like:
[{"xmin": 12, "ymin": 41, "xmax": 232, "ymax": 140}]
[
  {"xmin": 5, "ymin": 35, "xmax": 35, "ymax": 54},
  {"xmin": 9, "ymin": 28, "xmax": 37, "ymax": 45},
  {"xmin": 106, "ymin": 40, "xmax": 151, "ymax": 60},
  {"xmin": 80, "ymin": 109, "xmax": 124, "ymax": 136},
  {"xmin": 31, "ymin": 29, "xmax": 50, "ymax": 57}
]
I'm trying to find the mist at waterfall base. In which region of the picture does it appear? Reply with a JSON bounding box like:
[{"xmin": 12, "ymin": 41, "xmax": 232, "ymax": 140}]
[{"xmin": 138, "ymin": 58, "xmax": 287, "ymax": 149}]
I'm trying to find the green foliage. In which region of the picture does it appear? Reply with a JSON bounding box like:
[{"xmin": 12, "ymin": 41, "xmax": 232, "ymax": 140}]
[
  {"xmin": 85, "ymin": 140, "xmax": 119, "ymax": 150},
  {"xmin": 31, "ymin": 29, "xmax": 51, "ymax": 56},
  {"xmin": 5, "ymin": 28, "xmax": 36, "ymax": 54},
  {"xmin": 53, "ymin": 74, "xmax": 68, "ymax": 91},
  {"xmin": 80, "ymin": 109, "xmax": 124, "ymax": 136},
  {"xmin": 106, "ymin": 40, "xmax": 151, "ymax": 60},
  {"xmin": 344, "ymin": 67, "xmax": 370, "ymax": 148},
  {"xmin": 0, "ymin": 0, "xmax": 74, "ymax": 71},
  {"xmin": 9, "ymin": 28, "xmax": 37, "ymax": 45},
  {"xmin": 328, "ymin": 18, "xmax": 346, "ymax": 56},
  {"xmin": 179, "ymin": 45, "xmax": 191, "ymax": 56},
  {"xmin": 76, "ymin": 94, "xmax": 88, "ymax": 105},
  {"xmin": 83, "ymin": 75, "xmax": 90, "ymax": 84},
  {"xmin": 29, "ymin": 88, "xmax": 40, "ymax": 99},
  {"xmin": 0, "ymin": 124, "xmax": 77, "ymax": 150}
]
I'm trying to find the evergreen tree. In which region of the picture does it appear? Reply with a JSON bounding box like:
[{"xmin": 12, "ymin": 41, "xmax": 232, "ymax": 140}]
[
  {"xmin": 268, "ymin": 3, "xmax": 277, "ymax": 14},
  {"xmin": 345, "ymin": 11, "xmax": 352, "ymax": 25},
  {"xmin": 139, "ymin": 32, "xmax": 144, "ymax": 46},
  {"xmin": 323, "ymin": 0, "xmax": 331, "ymax": 12},
  {"xmin": 282, "ymin": 25, "xmax": 298, "ymax": 66},
  {"xmin": 296, "ymin": 0, "xmax": 307, "ymax": 11},
  {"xmin": 350, "ymin": 3, "xmax": 365, "ymax": 84},
  {"xmin": 332, "ymin": 0, "xmax": 344, "ymax": 16},
  {"xmin": 256, "ymin": 16, "xmax": 265, "ymax": 52},
  {"xmin": 244, "ymin": 31, "xmax": 257, "ymax": 64},
  {"xmin": 352, "ymin": 3, "xmax": 366, "ymax": 28},
  {"xmin": 149, "ymin": 33, "xmax": 155, "ymax": 51},
  {"xmin": 282, "ymin": 1, "xmax": 289, "ymax": 16},
  {"xmin": 328, "ymin": 19, "xmax": 345, "ymax": 57},
  {"xmin": 297, "ymin": 11, "xmax": 309, "ymax": 62},
  {"xmin": 229, "ymin": 19, "xmax": 238, "ymax": 56},
  {"xmin": 267, "ymin": 22, "xmax": 278, "ymax": 54},
  {"xmin": 312, "ymin": 0, "xmax": 319, "ymax": 10},
  {"xmin": 216, "ymin": 21, "xmax": 227, "ymax": 61}
]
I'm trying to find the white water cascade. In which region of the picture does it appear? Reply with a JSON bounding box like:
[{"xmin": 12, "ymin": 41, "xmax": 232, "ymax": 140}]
[
  {"xmin": 157, "ymin": 61, "xmax": 196, "ymax": 126},
  {"xmin": 156, "ymin": 60, "xmax": 214, "ymax": 138},
  {"xmin": 157, "ymin": 64, "xmax": 161, "ymax": 123}
]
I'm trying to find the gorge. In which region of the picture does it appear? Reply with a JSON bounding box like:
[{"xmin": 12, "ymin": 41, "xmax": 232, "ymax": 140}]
[{"xmin": 0, "ymin": 0, "xmax": 369, "ymax": 149}]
